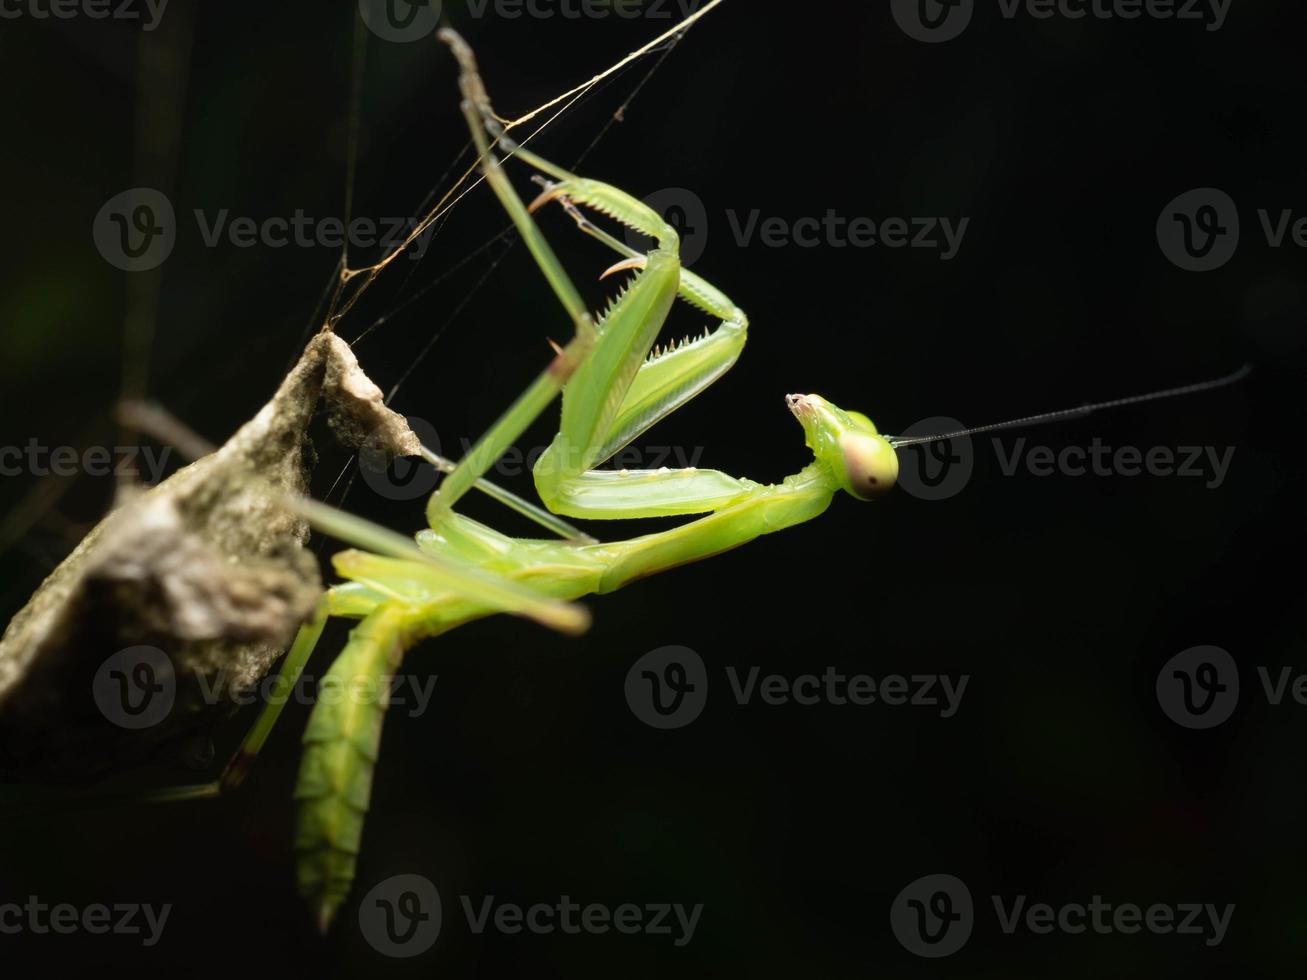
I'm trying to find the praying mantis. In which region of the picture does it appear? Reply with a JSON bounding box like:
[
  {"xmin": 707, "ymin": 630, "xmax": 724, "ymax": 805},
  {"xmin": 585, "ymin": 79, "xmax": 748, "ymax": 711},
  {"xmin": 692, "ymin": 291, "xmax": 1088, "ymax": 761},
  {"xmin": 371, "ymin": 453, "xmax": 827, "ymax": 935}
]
[{"xmin": 139, "ymin": 30, "xmax": 1249, "ymax": 934}]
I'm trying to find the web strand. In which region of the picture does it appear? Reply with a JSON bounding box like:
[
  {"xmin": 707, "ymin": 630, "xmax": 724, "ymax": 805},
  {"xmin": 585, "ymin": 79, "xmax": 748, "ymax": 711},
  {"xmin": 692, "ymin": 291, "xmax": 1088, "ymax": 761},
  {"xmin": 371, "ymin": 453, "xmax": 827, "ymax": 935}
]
[{"xmin": 319, "ymin": 0, "xmax": 725, "ymax": 332}]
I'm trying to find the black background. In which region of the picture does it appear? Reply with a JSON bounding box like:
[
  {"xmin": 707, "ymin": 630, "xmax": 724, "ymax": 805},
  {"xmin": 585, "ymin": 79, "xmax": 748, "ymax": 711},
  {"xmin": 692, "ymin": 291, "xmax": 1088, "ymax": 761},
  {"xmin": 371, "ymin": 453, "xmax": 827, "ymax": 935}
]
[{"xmin": 0, "ymin": 1, "xmax": 1303, "ymax": 976}]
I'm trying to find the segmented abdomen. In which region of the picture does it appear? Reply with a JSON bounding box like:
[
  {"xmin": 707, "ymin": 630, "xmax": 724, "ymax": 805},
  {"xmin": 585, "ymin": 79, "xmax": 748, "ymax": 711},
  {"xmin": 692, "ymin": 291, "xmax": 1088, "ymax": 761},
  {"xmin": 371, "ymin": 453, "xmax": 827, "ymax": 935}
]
[{"xmin": 293, "ymin": 604, "xmax": 413, "ymax": 932}]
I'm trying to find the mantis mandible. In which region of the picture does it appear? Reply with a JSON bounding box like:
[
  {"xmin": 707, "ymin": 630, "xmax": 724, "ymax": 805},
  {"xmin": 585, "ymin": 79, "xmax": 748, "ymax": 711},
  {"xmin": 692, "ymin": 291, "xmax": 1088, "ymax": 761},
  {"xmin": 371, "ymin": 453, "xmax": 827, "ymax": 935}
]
[{"xmin": 146, "ymin": 30, "xmax": 1249, "ymax": 933}]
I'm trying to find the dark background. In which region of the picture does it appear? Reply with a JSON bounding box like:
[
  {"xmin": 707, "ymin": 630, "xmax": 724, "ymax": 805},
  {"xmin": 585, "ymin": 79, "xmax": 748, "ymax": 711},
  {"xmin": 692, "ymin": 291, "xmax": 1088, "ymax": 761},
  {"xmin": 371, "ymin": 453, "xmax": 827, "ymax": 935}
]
[{"xmin": 0, "ymin": 1, "xmax": 1302, "ymax": 975}]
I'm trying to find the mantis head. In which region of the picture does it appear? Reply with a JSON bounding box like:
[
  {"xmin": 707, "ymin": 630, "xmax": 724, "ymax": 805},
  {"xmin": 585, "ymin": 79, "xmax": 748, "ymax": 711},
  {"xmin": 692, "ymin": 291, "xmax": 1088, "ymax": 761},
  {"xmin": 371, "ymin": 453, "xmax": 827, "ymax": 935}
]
[{"xmin": 786, "ymin": 393, "xmax": 898, "ymax": 500}]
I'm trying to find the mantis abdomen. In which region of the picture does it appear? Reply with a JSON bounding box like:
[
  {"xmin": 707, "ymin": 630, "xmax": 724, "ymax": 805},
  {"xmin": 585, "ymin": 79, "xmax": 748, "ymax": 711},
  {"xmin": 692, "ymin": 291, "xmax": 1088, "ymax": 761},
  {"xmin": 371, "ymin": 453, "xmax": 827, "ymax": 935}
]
[{"xmin": 293, "ymin": 605, "xmax": 412, "ymax": 932}]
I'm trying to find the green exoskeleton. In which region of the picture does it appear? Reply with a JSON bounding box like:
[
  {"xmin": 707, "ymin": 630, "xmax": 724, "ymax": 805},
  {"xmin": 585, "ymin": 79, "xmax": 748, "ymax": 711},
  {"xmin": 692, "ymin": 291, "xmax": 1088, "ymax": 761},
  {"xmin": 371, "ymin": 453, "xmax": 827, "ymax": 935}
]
[{"xmin": 150, "ymin": 30, "xmax": 1250, "ymax": 932}]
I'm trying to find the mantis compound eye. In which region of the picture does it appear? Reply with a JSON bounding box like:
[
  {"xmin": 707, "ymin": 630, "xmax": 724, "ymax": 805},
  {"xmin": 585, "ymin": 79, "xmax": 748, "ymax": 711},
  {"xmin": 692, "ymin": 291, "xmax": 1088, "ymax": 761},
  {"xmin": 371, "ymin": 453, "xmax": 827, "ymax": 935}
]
[{"xmin": 839, "ymin": 431, "xmax": 898, "ymax": 500}]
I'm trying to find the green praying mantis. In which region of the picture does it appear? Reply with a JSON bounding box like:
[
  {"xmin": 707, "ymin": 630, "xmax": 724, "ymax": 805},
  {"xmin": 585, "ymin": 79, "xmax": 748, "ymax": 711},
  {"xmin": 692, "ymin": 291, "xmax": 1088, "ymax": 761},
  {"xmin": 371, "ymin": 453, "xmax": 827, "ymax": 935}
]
[{"xmin": 140, "ymin": 31, "xmax": 1250, "ymax": 933}]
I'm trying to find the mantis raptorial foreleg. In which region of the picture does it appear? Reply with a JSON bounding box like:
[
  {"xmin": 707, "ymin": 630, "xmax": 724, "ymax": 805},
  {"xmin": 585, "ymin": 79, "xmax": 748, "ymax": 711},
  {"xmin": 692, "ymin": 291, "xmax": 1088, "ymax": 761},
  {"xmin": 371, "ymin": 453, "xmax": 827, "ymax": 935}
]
[
  {"xmin": 479, "ymin": 143, "xmax": 758, "ymax": 519},
  {"xmin": 432, "ymin": 30, "xmax": 751, "ymax": 526},
  {"xmin": 430, "ymin": 30, "xmax": 773, "ymax": 527}
]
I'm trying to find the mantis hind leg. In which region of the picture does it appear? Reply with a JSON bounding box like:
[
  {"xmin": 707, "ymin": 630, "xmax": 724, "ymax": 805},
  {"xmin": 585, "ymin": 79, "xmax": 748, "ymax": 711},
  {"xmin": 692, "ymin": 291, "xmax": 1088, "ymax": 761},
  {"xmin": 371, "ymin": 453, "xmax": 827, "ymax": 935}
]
[{"xmin": 141, "ymin": 596, "xmax": 332, "ymax": 803}]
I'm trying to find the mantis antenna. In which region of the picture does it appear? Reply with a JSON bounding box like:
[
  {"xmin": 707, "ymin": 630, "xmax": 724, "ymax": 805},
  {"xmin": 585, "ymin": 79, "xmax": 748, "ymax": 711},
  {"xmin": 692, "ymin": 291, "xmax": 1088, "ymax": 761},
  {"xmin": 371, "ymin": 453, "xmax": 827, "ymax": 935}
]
[{"xmin": 885, "ymin": 364, "xmax": 1252, "ymax": 451}]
